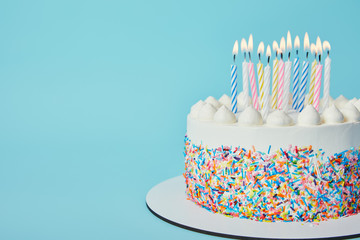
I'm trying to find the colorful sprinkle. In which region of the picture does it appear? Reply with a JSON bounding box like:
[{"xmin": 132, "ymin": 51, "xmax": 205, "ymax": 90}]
[{"xmin": 184, "ymin": 135, "xmax": 360, "ymax": 222}]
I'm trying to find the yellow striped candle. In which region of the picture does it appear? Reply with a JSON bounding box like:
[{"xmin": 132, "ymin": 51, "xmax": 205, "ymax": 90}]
[
  {"xmin": 309, "ymin": 43, "xmax": 317, "ymax": 105},
  {"xmin": 271, "ymin": 58, "xmax": 279, "ymax": 109},
  {"xmin": 257, "ymin": 62, "xmax": 264, "ymax": 109},
  {"xmin": 257, "ymin": 42, "xmax": 265, "ymax": 110},
  {"xmin": 309, "ymin": 59, "xmax": 317, "ymax": 105}
]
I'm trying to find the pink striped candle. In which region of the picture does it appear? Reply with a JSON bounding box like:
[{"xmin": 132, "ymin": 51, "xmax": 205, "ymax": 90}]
[
  {"xmin": 248, "ymin": 61, "xmax": 259, "ymax": 110},
  {"xmin": 277, "ymin": 59, "xmax": 285, "ymax": 110},
  {"xmin": 313, "ymin": 64, "xmax": 323, "ymax": 111}
]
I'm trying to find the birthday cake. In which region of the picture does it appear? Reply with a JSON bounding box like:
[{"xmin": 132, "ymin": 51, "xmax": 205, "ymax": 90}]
[{"xmin": 183, "ymin": 33, "xmax": 360, "ymax": 222}]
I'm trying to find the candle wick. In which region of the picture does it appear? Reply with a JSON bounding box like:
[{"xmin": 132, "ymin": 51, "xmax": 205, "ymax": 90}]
[
  {"xmin": 281, "ymin": 53, "xmax": 283, "ymax": 60},
  {"xmin": 244, "ymin": 52, "xmax": 247, "ymax": 60},
  {"xmin": 306, "ymin": 52, "xmax": 309, "ymax": 59},
  {"xmin": 327, "ymin": 51, "xmax": 330, "ymax": 57},
  {"xmin": 258, "ymin": 53, "xmax": 261, "ymax": 61},
  {"xmin": 249, "ymin": 52, "xmax": 251, "ymax": 61},
  {"xmin": 319, "ymin": 54, "xmax": 321, "ymax": 63},
  {"xmin": 288, "ymin": 52, "xmax": 290, "ymax": 60},
  {"xmin": 267, "ymin": 56, "xmax": 270, "ymax": 64},
  {"xmin": 233, "ymin": 55, "xmax": 236, "ymax": 63},
  {"xmin": 296, "ymin": 49, "xmax": 298, "ymax": 55}
]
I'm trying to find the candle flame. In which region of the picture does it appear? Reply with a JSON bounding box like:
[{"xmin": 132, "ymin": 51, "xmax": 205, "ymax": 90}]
[
  {"xmin": 323, "ymin": 41, "xmax": 331, "ymax": 52},
  {"xmin": 272, "ymin": 41, "xmax": 279, "ymax": 52},
  {"xmin": 233, "ymin": 40, "xmax": 239, "ymax": 55},
  {"xmin": 304, "ymin": 32, "xmax": 310, "ymax": 51},
  {"xmin": 294, "ymin": 36, "xmax": 300, "ymax": 49},
  {"xmin": 257, "ymin": 41, "xmax": 264, "ymax": 55},
  {"xmin": 316, "ymin": 36, "xmax": 322, "ymax": 55},
  {"xmin": 280, "ymin": 37, "xmax": 286, "ymax": 52},
  {"xmin": 310, "ymin": 43, "xmax": 317, "ymax": 55},
  {"xmin": 248, "ymin": 34, "xmax": 253, "ymax": 52},
  {"xmin": 266, "ymin": 45, "xmax": 271, "ymax": 57},
  {"xmin": 241, "ymin": 38, "xmax": 248, "ymax": 52},
  {"xmin": 287, "ymin": 31, "xmax": 292, "ymax": 50}
]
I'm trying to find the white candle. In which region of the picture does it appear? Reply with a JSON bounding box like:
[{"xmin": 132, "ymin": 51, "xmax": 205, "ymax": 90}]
[
  {"xmin": 241, "ymin": 38, "xmax": 249, "ymax": 108},
  {"xmin": 278, "ymin": 37, "xmax": 286, "ymax": 110},
  {"xmin": 283, "ymin": 31, "xmax": 292, "ymax": 112},
  {"xmin": 323, "ymin": 41, "xmax": 331, "ymax": 109}
]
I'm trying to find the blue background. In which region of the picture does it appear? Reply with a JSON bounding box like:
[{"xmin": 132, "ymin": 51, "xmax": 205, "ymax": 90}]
[{"xmin": 0, "ymin": 0, "xmax": 360, "ymax": 239}]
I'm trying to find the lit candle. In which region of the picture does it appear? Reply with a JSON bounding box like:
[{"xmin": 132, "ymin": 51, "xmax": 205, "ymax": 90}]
[
  {"xmin": 231, "ymin": 40, "xmax": 239, "ymax": 113},
  {"xmin": 263, "ymin": 45, "xmax": 271, "ymax": 119},
  {"xmin": 309, "ymin": 43, "xmax": 317, "ymax": 105},
  {"xmin": 283, "ymin": 31, "xmax": 292, "ymax": 111},
  {"xmin": 271, "ymin": 41, "xmax": 279, "ymax": 110},
  {"xmin": 313, "ymin": 37, "xmax": 323, "ymax": 111},
  {"xmin": 277, "ymin": 37, "xmax": 285, "ymax": 110},
  {"xmin": 298, "ymin": 32, "xmax": 310, "ymax": 112},
  {"xmin": 257, "ymin": 42, "xmax": 265, "ymax": 110},
  {"xmin": 241, "ymin": 38, "xmax": 250, "ymax": 108},
  {"xmin": 248, "ymin": 34, "xmax": 259, "ymax": 110},
  {"xmin": 292, "ymin": 35, "xmax": 300, "ymax": 110},
  {"xmin": 323, "ymin": 40, "xmax": 331, "ymax": 109}
]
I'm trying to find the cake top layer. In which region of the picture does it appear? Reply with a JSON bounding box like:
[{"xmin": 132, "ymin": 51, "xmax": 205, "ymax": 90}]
[{"xmin": 189, "ymin": 94, "xmax": 360, "ymax": 127}]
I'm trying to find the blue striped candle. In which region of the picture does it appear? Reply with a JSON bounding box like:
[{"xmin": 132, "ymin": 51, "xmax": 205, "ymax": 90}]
[
  {"xmin": 292, "ymin": 57, "xmax": 300, "ymax": 110},
  {"xmin": 298, "ymin": 60, "xmax": 309, "ymax": 112},
  {"xmin": 231, "ymin": 65, "xmax": 238, "ymax": 113}
]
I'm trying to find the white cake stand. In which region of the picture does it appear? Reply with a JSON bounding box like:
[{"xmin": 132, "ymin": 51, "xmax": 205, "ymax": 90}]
[{"xmin": 146, "ymin": 176, "xmax": 360, "ymax": 239}]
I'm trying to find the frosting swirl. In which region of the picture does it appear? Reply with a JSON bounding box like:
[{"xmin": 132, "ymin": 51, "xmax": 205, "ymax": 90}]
[
  {"xmin": 214, "ymin": 105, "xmax": 236, "ymax": 124},
  {"xmin": 322, "ymin": 104, "xmax": 344, "ymax": 124},
  {"xmin": 341, "ymin": 102, "xmax": 360, "ymax": 122},
  {"xmin": 218, "ymin": 94, "xmax": 231, "ymax": 109},
  {"xmin": 238, "ymin": 106, "xmax": 263, "ymax": 126},
  {"xmin": 298, "ymin": 105, "xmax": 321, "ymax": 125},
  {"xmin": 205, "ymin": 96, "xmax": 221, "ymax": 109},
  {"xmin": 266, "ymin": 110, "xmax": 293, "ymax": 126},
  {"xmin": 189, "ymin": 100, "xmax": 205, "ymax": 119},
  {"xmin": 197, "ymin": 103, "xmax": 217, "ymax": 121}
]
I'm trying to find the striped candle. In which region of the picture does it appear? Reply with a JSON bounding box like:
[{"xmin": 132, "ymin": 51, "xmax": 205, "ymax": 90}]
[
  {"xmin": 309, "ymin": 59, "xmax": 317, "ymax": 105},
  {"xmin": 263, "ymin": 64, "xmax": 271, "ymax": 119},
  {"xmin": 230, "ymin": 65, "xmax": 238, "ymax": 113},
  {"xmin": 292, "ymin": 57, "xmax": 300, "ymax": 110},
  {"xmin": 323, "ymin": 56, "xmax": 331, "ymax": 109},
  {"xmin": 313, "ymin": 64, "xmax": 323, "ymax": 111},
  {"xmin": 271, "ymin": 59, "xmax": 279, "ymax": 109},
  {"xmin": 242, "ymin": 61, "xmax": 249, "ymax": 107},
  {"xmin": 249, "ymin": 61, "xmax": 259, "ymax": 110},
  {"xmin": 283, "ymin": 61, "xmax": 292, "ymax": 111},
  {"xmin": 298, "ymin": 60, "xmax": 309, "ymax": 112},
  {"xmin": 277, "ymin": 59, "xmax": 285, "ymax": 110},
  {"xmin": 257, "ymin": 62, "xmax": 264, "ymax": 110}
]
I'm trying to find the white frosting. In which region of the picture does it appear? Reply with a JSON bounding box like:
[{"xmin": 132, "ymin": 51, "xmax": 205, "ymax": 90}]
[
  {"xmin": 322, "ymin": 104, "xmax": 344, "ymax": 124},
  {"xmin": 341, "ymin": 102, "xmax": 360, "ymax": 122},
  {"xmin": 205, "ymin": 96, "xmax": 221, "ymax": 109},
  {"xmin": 197, "ymin": 103, "xmax": 217, "ymax": 121},
  {"xmin": 266, "ymin": 110, "xmax": 293, "ymax": 126},
  {"xmin": 334, "ymin": 95, "xmax": 349, "ymax": 109},
  {"xmin": 237, "ymin": 92, "xmax": 252, "ymax": 111},
  {"xmin": 189, "ymin": 100, "xmax": 205, "ymax": 119},
  {"xmin": 214, "ymin": 105, "xmax": 236, "ymax": 124},
  {"xmin": 218, "ymin": 94, "xmax": 231, "ymax": 109},
  {"xmin": 238, "ymin": 106, "xmax": 263, "ymax": 126},
  {"xmin": 320, "ymin": 96, "xmax": 334, "ymax": 109},
  {"xmin": 349, "ymin": 97, "xmax": 358, "ymax": 105},
  {"xmin": 298, "ymin": 105, "xmax": 320, "ymax": 126},
  {"xmin": 187, "ymin": 116, "xmax": 360, "ymax": 157},
  {"xmin": 354, "ymin": 99, "xmax": 360, "ymax": 112}
]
